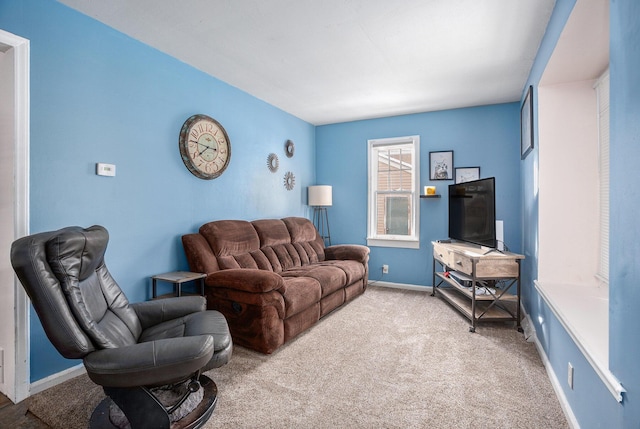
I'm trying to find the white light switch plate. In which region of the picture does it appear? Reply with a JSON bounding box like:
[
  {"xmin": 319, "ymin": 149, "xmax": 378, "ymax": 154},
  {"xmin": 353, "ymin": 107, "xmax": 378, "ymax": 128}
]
[{"xmin": 96, "ymin": 163, "xmax": 116, "ymax": 177}]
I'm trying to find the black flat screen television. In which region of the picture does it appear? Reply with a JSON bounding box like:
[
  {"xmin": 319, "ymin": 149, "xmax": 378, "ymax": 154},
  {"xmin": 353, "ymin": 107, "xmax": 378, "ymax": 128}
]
[{"xmin": 448, "ymin": 177, "xmax": 496, "ymax": 248}]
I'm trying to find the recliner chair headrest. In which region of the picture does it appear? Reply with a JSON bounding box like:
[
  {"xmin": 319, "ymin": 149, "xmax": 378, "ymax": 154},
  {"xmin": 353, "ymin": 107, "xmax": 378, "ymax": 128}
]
[{"xmin": 46, "ymin": 225, "xmax": 108, "ymax": 283}]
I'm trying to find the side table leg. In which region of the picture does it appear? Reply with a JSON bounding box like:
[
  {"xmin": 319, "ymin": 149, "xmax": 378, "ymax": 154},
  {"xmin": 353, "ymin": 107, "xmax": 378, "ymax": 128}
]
[
  {"xmin": 152, "ymin": 279, "xmax": 157, "ymax": 299},
  {"xmin": 198, "ymin": 278, "xmax": 205, "ymax": 296},
  {"xmin": 516, "ymin": 280, "xmax": 522, "ymax": 332},
  {"xmin": 431, "ymin": 257, "xmax": 436, "ymax": 296}
]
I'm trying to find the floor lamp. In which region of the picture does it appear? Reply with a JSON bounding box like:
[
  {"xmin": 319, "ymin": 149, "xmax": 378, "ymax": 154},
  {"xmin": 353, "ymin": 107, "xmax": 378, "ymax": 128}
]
[{"xmin": 308, "ymin": 185, "xmax": 332, "ymax": 246}]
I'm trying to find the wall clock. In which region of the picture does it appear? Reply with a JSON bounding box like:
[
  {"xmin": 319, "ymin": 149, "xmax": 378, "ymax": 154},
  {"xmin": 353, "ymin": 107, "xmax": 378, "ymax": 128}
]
[{"xmin": 179, "ymin": 114, "xmax": 231, "ymax": 180}]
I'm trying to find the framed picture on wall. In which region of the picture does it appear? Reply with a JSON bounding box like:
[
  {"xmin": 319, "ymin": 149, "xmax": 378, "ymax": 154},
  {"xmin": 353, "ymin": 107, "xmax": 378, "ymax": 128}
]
[
  {"xmin": 521, "ymin": 85, "xmax": 534, "ymax": 159},
  {"xmin": 455, "ymin": 167, "xmax": 480, "ymax": 184},
  {"xmin": 429, "ymin": 150, "xmax": 454, "ymax": 180}
]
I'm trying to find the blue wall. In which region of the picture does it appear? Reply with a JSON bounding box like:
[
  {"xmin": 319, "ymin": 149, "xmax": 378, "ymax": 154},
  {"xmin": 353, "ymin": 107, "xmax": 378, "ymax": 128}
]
[
  {"xmin": 0, "ymin": 0, "xmax": 315, "ymax": 381},
  {"xmin": 316, "ymin": 103, "xmax": 522, "ymax": 286},
  {"xmin": 521, "ymin": 0, "xmax": 640, "ymax": 427},
  {"xmin": 610, "ymin": 0, "xmax": 640, "ymax": 426}
]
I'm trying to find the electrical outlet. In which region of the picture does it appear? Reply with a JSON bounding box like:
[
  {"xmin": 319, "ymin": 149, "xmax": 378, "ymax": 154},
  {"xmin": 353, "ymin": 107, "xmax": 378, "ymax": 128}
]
[
  {"xmin": 382, "ymin": 264, "xmax": 389, "ymax": 274},
  {"xmin": 568, "ymin": 362, "xmax": 574, "ymax": 389}
]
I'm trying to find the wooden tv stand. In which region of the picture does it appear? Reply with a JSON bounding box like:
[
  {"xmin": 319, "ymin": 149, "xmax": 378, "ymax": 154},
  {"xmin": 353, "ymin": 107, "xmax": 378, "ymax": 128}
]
[{"xmin": 431, "ymin": 241, "xmax": 525, "ymax": 332}]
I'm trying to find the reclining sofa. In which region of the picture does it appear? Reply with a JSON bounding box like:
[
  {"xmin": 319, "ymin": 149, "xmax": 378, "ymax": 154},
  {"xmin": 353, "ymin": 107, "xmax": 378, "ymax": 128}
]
[{"xmin": 182, "ymin": 217, "xmax": 370, "ymax": 354}]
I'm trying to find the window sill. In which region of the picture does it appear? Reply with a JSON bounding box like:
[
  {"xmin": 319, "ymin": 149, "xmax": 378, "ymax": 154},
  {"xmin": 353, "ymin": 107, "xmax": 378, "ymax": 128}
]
[
  {"xmin": 366, "ymin": 238, "xmax": 419, "ymax": 249},
  {"xmin": 534, "ymin": 280, "xmax": 624, "ymax": 402}
]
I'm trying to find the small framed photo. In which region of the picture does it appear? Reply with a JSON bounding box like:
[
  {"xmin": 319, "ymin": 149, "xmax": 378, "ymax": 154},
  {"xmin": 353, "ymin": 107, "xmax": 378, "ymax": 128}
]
[
  {"xmin": 521, "ymin": 85, "xmax": 534, "ymax": 159},
  {"xmin": 455, "ymin": 167, "xmax": 480, "ymax": 184},
  {"xmin": 429, "ymin": 150, "xmax": 454, "ymax": 180}
]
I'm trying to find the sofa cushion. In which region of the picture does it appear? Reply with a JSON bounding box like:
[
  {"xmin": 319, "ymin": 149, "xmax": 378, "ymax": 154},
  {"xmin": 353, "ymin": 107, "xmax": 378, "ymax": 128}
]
[
  {"xmin": 283, "ymin": 217, "xmax": 318, "ymax": 243},
  {"xmin": 292, "ymin": 242, "xmax": 321, "ymax": 265},
  {"xmin": 283, "ymin": 217, "xmax": 325, "ymax": 260},
  {"xmin": 200, "ymin": 220, "xmax": 260, "ymax": 257},
  {"xmin": 252, "ymin": 219, "xmax": 290, "ymax": 247},
  {"xmin": 317, "ymin": 260, "xmax": 366, "ymax": 286},
  {"xmin": 282, "ymin": 265, "xmax": 347, "ymax": 297},
  {"xmin": 279, "ymin": 277, "xmax": 322, "ymax": 318},
  {"xmin": 260, "ymin": 247, "xmax": 284, "ymax": 272}
]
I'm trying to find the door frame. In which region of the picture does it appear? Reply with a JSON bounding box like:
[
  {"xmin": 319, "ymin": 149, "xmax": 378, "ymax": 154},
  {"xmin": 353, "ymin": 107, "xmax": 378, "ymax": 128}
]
[{"xmin": 0, "ymin": 29, "xmax": 30, "ymax": 403}]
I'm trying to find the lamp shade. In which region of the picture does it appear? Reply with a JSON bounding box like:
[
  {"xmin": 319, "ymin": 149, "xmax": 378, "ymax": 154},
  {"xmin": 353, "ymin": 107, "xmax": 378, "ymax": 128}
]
[{"xmin": 308, "ymin": 185, "xmax": 332, "ymax": 206}]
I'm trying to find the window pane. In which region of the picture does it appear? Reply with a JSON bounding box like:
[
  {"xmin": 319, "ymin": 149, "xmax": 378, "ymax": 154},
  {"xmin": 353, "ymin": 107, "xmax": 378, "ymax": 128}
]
[
  {"xmin": 386, "ymin": 196, "xmax": 410, "ymax": 235},
  {"xmin": 376, "ymin": 146, "xmax": 413, "ymax": 192},
  {"xmin": 375, "ymin": 192, "xmax": 412, "ymax": 235}
]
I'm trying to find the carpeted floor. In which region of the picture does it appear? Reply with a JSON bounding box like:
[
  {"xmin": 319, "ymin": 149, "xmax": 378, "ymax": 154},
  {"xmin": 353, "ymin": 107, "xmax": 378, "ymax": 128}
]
[{"xmin": 28, "ymin": 286, "xmax": 569, "ymax": 428}]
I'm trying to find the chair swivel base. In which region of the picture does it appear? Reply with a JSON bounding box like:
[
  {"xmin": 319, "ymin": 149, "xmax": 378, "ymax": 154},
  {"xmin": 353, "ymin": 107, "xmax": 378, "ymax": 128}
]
[{"xmin": 89, "ymin": 375, "xmax": 218, "ymax": 429}]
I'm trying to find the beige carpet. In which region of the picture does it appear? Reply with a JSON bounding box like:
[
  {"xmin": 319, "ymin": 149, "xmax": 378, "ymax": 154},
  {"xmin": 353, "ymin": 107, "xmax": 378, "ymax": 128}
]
[{"xmin": 29, "ymin": 286, "xmax": 568, "ymax": 428}]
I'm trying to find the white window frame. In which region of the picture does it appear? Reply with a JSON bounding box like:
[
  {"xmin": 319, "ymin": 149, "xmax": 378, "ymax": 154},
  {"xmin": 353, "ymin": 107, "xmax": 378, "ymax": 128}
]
[
  {"xmin": 367, "ymin": 135, "xmax": 420, "ymax": 249},
  {"xmin": 595, "ymin": 69, "xmax": 609, "ymax": 285}
]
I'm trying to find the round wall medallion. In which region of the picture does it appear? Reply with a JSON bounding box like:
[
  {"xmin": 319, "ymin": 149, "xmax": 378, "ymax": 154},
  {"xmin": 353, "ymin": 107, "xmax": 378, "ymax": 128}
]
[
  {"xmin": 285, "ymin": 139, "xmax": 295, "ymax": 158},
  {"xmin": 283, "ymin": 171, "xmax": 295, "ymax": 190},
  {"xmin": 267, "ymin": 153, "xmax": 279, "ymax": 173}
]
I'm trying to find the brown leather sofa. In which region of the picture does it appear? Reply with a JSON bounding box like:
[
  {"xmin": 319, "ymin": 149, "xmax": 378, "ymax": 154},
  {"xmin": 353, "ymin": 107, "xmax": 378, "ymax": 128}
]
[{"xmin": 182, "ymin": 217, "xmax": 370, "ymax": 354}]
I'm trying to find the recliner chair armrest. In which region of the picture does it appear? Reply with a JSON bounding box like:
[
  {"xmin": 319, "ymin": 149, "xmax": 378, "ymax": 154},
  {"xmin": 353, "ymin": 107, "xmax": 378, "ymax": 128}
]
[
  {"xmin": 206, "ymin": 269, "xmax": 284, "ymax": 293},
  {"xmin": 132, "ymin": 296, "xmax": 206, "ymax": 330},
  {"xmin": 84, "ymin": 335, "xmax": 214, "ymax": 388},
  {"xmin": 324, "ymin": 244, "xmax": 370, "ymax": 264}
]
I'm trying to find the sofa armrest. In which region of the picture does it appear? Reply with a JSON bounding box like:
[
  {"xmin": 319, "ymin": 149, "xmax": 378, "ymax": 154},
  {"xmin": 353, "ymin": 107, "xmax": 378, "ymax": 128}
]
[
  {"xmin": 324, "ymin": 244, "xmax": 370, "ymax": 264},
  {"xmin": 206, "ymin": 269, "xmax": 284, "ymax": 293},
  {"xmin": 131, "ymin": 296, "xmax": 206, "ymax": 330},
  {"xmin": 182, "ymin": 233, "xmax": 220, "ymax": 274}
]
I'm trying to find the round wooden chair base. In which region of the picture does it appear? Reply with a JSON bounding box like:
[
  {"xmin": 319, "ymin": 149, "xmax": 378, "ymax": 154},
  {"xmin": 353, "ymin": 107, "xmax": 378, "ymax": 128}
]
[{"xmin": 89, "ymin": 376, "xmax": 218, "ymax": 429}]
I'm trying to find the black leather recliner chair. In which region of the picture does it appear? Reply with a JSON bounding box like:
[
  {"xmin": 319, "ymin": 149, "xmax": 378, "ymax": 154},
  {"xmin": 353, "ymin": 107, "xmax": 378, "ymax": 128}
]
[{"xmin": 11, "ymin": 225, "xmax": 232, "ymax": 429}]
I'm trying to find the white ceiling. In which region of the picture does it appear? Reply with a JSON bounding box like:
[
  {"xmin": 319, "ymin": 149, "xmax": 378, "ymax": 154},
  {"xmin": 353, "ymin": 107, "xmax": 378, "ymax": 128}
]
[{"xmin": 58, "ymin": 0, "xmax": 556, "ymax": 125}]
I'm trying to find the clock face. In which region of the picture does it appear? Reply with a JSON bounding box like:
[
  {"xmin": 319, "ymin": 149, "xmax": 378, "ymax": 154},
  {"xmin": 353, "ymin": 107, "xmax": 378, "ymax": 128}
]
[{"xmin": 179, "ymin": 114, "xmax": 231, "ymax": 179}]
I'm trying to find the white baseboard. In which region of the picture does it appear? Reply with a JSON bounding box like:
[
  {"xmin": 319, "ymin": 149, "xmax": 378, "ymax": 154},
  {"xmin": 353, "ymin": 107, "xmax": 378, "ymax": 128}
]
[
  {"xmin": 30, "ymin": 364, "xmax": 86, "ymax": 396},
  {"xmin": 520, "ymin": 306, "xmax": 580, "ymax": 429},
  {"xmin": 368, "ymin": 280, "xmax": 432, "ymax": 293}
]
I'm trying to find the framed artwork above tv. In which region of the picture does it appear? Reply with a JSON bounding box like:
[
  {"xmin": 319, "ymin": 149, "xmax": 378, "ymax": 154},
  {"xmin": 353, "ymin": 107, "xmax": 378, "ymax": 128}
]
[{"xmin": 455, "ymin": 167, "xmax": 480, "ymax": 184}]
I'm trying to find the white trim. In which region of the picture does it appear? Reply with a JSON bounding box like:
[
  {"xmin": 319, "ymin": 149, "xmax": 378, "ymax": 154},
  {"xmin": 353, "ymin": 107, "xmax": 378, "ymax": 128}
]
[
  {"xmin": 29, "ymin": 364, "xmax": 86, "ymax": 396},
  {"xmin": 520, "ymin": 305, "xmax": 580, "ymax": 429},
  {"xmin": 535, "ymin": 280, "xmax": 625, "ymax": 403},
  {"xmin": 12, "ymin": 30, "xmax": 30, "ymax": 405},
  {"xmin": 366, "ymin": 238, "xmax": 420, "ymax": 249},
  {"xmin": 595, "ymin": 68, "xmax": 609, "ymax": 284},
  {"xmin": 0, "ymin": 29, "xmax": 30, "ymax": 404},
  {"xmin": 368, "ymin": 281, "xmax": 432, "ymax": 293},
  {"xmin": 594, "ymin": 67, "xmax": 610, "ymax": 89}
]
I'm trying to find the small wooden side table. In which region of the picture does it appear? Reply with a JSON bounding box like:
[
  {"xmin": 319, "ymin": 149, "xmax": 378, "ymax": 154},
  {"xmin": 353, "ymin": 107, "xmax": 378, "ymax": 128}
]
[{"xmin": 151, "ymin": 271, "xmax": 207, "ymax": 299}]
